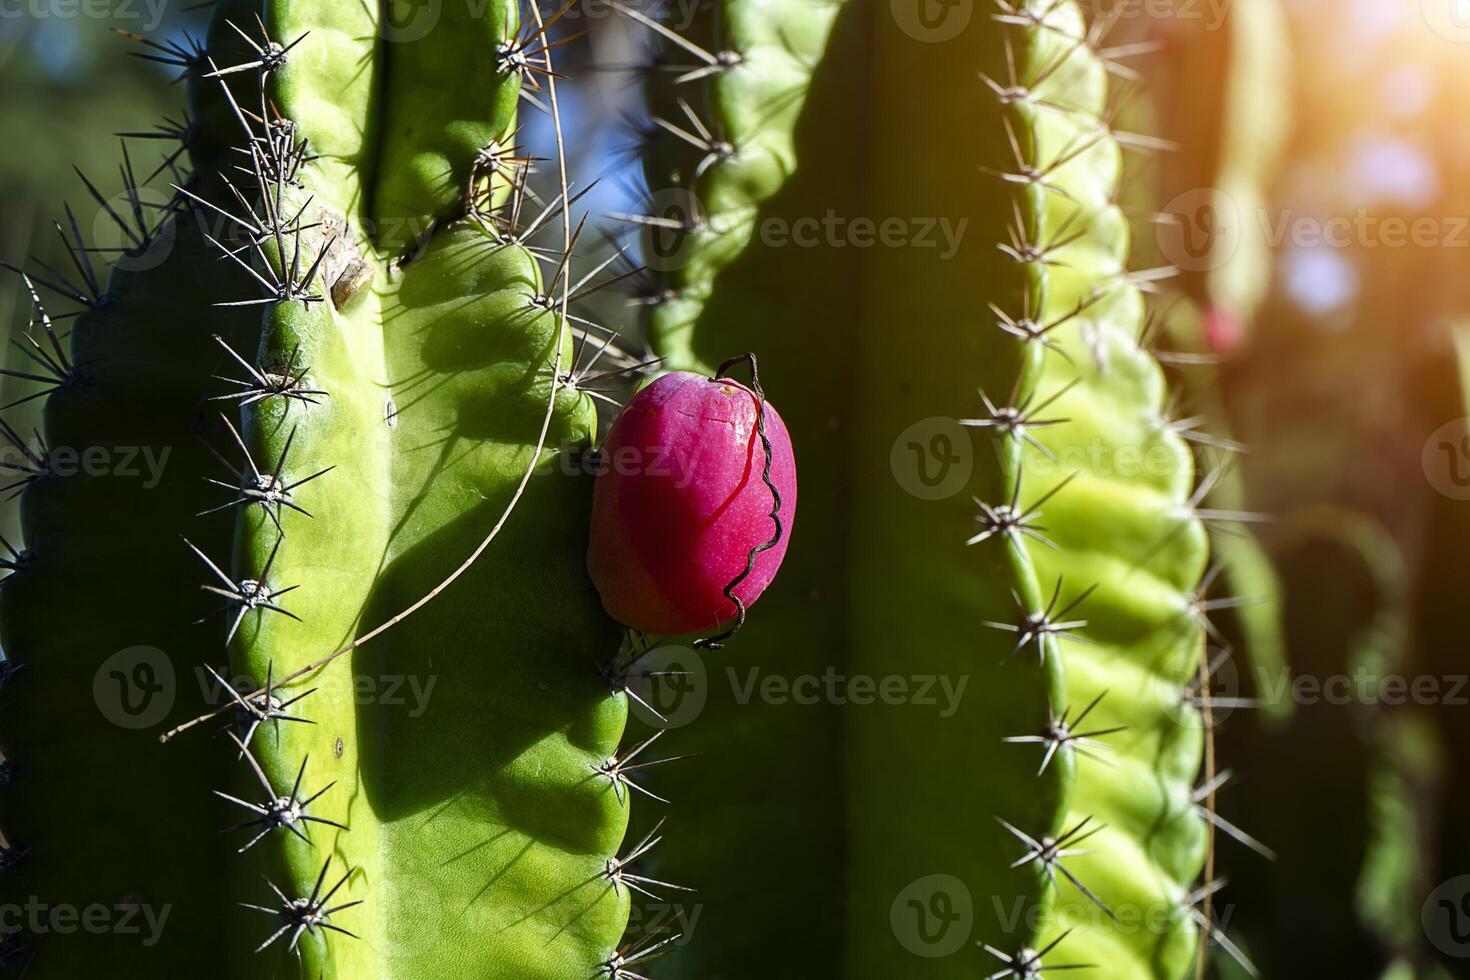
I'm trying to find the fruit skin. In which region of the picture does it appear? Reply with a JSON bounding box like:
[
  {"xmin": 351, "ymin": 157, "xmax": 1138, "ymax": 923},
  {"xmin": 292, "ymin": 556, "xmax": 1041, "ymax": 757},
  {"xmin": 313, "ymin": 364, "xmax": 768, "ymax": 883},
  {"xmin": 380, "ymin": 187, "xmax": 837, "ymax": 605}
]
[
  {"xmin": 588, "ymin": 371, "xmax": 796, "ymax": 635},
  {"xmin": 1204, "ymin": 304, "xmax": 1246, "ymax": 356}
]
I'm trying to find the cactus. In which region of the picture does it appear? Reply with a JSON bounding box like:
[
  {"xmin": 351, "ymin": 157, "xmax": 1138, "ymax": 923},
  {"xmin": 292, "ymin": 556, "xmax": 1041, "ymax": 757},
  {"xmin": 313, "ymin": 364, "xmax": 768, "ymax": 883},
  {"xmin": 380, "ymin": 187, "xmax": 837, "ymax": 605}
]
[
  {"xmin": 1151, "ymin": 0, "xmax": 1292, "ymax": 353},
  {"xmin": 2, "ymin": 0, "xmax": 1287, "ymax": 977},
  {"xmin": 1147, "ymin": 301, "xmax": 1289, "ymax": 723},
  {"xmin": 0, "ymin": 1, "xmax": 632, "ymax": 975},
  {"xmin": 623, "ymin": 0, "xmax": 1235, "ymax": 976},
  {"xmin": 1125, "ymin": 0, "xmax": 1292, "ymax": 705},
  {"xmin": 1214, "ymin": 510, "xmax": 1447, "ymax": 978}
]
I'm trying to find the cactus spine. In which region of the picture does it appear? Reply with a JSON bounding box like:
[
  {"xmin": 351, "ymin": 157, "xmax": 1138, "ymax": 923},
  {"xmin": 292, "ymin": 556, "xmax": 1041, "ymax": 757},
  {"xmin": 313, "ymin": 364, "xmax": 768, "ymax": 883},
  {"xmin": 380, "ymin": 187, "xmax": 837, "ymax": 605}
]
[
  {"xmin": 0, "ymin": 0, "xmax": 1278, "ymax": 975},
  {"xmin": 1, "ymin": 1, "xmax": 634, "ymax": 975},
  {"xmin": 627, "ymin": 0, "xmax": 1221, "ymax": 976}
]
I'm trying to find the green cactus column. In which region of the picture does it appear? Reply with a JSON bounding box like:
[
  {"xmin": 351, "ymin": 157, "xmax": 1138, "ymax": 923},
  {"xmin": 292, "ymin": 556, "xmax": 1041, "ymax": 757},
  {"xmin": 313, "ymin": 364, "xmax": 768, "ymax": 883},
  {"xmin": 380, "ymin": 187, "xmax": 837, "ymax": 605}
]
[
  {"xmin": 629, "ymin": 0, "xmax": 1213, "ymax": 976},
  {"xmin": 0, "ymin": 1, "xmax": 633, "ymax": 976},
  {"xmin": 0, "ymin": 3, "xmax": 263, "ymax": 968},
  {"xmin": 619, "ymin": 0, "xmax": 870, "ymax": 969}
]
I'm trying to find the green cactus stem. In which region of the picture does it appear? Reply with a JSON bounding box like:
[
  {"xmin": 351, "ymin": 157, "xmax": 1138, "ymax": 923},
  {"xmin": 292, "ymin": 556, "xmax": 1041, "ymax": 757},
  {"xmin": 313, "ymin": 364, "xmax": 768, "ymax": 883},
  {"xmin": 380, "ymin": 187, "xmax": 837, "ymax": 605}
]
[
  {"xmin": 0, "ymin": 0, "xmax": 1290, "ymax": 976},
  {"xmin": 0, "ymin": 1, "xmax": 633, "ymax": 975},
  {"xmin": 625, "ymin": 0, "xmax": 1225, "ymax": 976}
]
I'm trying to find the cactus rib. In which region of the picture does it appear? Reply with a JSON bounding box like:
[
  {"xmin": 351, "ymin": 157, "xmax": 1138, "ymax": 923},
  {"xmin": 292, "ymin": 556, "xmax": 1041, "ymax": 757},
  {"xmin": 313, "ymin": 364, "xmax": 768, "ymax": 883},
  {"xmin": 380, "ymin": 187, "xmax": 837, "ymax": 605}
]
[
  {"xmin": 626, "ymin": 0, "xmax": 1216, "ymax": 976},
  {"xmin": 0, "ymin": 1, "xmax": 634, "ymax": 975}
]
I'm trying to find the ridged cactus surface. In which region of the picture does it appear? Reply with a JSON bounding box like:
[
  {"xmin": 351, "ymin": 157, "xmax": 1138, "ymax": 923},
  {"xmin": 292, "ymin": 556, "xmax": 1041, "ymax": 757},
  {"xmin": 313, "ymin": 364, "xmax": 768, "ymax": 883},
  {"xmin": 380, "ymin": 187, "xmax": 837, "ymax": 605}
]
[
  {"xmin": 629, "ymin": 0, "xmax": 1216, "ymax": 976},
  {"xmin": 0, "ymin": 1, "xmax": 633, "ymax": 975},
  {"xmin": 0, "ymin": 0, "xmax": 1287, "ymax": 977}
]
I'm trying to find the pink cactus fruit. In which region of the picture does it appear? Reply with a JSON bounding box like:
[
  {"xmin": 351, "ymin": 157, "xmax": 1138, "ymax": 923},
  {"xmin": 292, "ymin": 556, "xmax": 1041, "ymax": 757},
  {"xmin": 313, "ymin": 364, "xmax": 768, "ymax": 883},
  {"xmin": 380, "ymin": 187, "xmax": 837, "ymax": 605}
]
[
  {"xmin": 587, "ymin": 369, "xmax": 797, "ymax": 636},
  {"xmin": 1204, "ymin": 303, "xmax": 1245, "ymax": 356}
]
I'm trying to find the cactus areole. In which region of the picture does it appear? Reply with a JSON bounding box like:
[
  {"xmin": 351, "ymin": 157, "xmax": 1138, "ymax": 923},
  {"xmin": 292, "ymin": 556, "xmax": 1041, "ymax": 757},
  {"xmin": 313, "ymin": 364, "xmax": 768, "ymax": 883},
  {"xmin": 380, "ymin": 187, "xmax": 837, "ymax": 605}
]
[{"xmin": 588, "ymin": 357, "xmax": 797, "ymax": 638}]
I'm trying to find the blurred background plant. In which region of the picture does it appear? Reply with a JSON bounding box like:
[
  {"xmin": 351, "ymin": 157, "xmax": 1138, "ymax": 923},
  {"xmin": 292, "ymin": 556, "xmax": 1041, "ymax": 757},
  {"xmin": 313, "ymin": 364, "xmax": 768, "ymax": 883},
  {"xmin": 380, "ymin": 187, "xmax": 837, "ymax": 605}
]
[
  {"xmin": 1134, "ymin": 1, "xmax": 1470, "ymax": 976},
  {"xmin": 5, "ymin": 0, "xmax": 1470, "ymax": 976}
]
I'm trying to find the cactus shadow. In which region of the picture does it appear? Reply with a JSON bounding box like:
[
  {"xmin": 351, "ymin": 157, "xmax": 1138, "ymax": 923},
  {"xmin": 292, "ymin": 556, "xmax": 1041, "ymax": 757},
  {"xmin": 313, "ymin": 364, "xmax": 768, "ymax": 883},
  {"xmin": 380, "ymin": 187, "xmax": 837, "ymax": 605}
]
[{"xmin": 351, "ymin": 467, "xmax": 620, "ymax": 854}]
